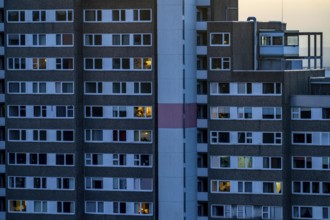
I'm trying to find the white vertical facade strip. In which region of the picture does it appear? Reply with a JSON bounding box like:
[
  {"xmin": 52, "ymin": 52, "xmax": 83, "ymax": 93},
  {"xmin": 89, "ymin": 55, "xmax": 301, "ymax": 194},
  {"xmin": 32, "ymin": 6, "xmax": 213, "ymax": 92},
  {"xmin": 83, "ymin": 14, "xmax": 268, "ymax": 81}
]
[{"xmin": 157, "ymin": 0, "xmax": 197, "ymax": 219}]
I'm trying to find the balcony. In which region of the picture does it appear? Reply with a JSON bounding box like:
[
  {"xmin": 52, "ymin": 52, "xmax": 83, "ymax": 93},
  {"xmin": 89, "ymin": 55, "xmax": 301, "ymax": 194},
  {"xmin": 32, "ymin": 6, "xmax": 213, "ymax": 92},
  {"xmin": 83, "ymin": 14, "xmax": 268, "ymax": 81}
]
[
  {"xmin": 197, "ymin": 46, "xmax": 207, "ymax": 55},
  {"xmin": 197, "ymin": 0, "xmax": 210, "ymax": 6},
  {"xmin": 259, "ymin": 32, "xmax": 299, "ymax": 57},
  {"xmin": 196, "ymin": 21, "xmax": 207, "ymax": 31},
  {"xmin": 197, "ymin": 95, "xmax": 207, "ymax": 104},
  {"xmin": 197, "ymin": 119, "xmax": 207, "ymax": 128},
  {"xmin": 0, "ymin": 189, "xmax": 4, "ymax": 197},
  {"xmin": 197, "ymin": 143, "xmax": 207, "ymax": 152},
  {"xmin": 197, "ymin": 168, "xmax": 208, "ymax": 177},
  {"xmin": 260, "ymin": 45, "xmax": 299, "ymax": 57},
  {"xmin": 197, "ymin": 192, "xmax": 208, "ymax": 201}
]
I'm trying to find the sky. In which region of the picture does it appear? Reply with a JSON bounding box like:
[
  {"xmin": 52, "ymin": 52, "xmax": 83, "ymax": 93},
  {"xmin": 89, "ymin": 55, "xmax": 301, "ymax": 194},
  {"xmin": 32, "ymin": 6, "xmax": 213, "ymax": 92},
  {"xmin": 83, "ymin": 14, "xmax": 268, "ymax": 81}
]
[{"xmin": 239, "ymin": 0, "xmax": 330, "ymax": 66}]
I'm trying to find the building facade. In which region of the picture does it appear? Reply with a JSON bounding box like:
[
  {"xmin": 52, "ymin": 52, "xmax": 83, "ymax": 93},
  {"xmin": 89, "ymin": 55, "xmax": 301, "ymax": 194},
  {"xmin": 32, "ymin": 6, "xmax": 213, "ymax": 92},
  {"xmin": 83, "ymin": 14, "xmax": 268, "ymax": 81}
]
[{"xmin": 1, "ymin": 0, "xmax": 328, "ymax": 219}]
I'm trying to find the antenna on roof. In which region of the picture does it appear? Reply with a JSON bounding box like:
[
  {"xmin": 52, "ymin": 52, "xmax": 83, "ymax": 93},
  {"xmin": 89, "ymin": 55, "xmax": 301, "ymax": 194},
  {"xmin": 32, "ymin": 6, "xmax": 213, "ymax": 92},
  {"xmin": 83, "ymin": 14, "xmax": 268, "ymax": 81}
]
[{"xmin": 281, "ymin": 0, "xmax": 284, "ymax": 21}]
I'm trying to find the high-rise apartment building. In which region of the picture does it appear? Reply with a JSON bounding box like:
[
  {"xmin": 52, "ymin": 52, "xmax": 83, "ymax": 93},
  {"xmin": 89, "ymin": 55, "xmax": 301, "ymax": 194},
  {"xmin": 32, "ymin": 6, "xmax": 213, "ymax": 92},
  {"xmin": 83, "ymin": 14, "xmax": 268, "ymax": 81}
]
[{"xmin": 1, "ymin": 0, "xmax": 328, "ymax": 219}]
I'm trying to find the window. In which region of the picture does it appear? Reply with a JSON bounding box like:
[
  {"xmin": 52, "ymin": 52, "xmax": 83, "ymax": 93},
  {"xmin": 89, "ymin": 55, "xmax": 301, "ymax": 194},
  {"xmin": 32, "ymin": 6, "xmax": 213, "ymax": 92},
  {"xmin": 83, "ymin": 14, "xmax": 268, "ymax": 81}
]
[
  {"xmin": 292, "ymin": 107, "xmax": 311, "ymax": 119},
  {"xmin": 113, "ymin": 202, "xmax": 126, "ymax": 214},
  {"xmin": 9, "ymin": 130, "xmax": 26, "ymax": 141},
  {"xmin": 322, "ymin": 157, "xmax": 330, "ymax": 169},
  {"xmin": 57, "ymin": 178, "xmax": 74, "ymax": 190},
  {"xmin": 293, "ymin": 157, "xmax": 312, "ymax": 169},
  {"xmin": 55, "ymin": 82, "xmax": 74, "ymax": 94},
  {"xmin": 56, "ymin": 34, "xmax": 73, "ymax": 46},
  {"xmin": 292, "ymin": 133, "xmax": 312, "ymax": 144},
  {"xmin": 57, "ymin": 201, "xmax": 74, "ymax": 213},
  {"xmin": 33, "ymin": 34, "xmax": 46, "ymax": 46},
  {"xmin": 34, "ymin": 106, "xmax": 47, "ymax": 117},
  {"xmin": 237, "ymin": 205, "xmax": 253, "ymax": 219},
  {"xmin": 134, "ymin": 155, "xmax": 151, "ymax": 166},
  {"xmin": 263, "ymin": 157, "xmax": 282, "ymax": 169},
  {"xmin": 8, "ymin": 82, "xmax": 26, "ymax": 93},
  {"xmin": 134, "ymin": 130, "xmax": 152, "ymax": 142},
  {"xmin": 263, "ymin": 182, "xmax": 282, "ymax": 194},
  {"xmin": 85, "ymin": 106, "xmax": 103, "ymax": 118},
  {"xmin": 8, "ymin": 34, "xmax": 26, "ymax": 46},
  {"xmin": 133, "ymin": 57, "xmax": 152, "ymax": 70},
  {"xmin": 134, "ymin": 82, "xmax": 151, "ymax": 94},
  {"xmin": 263, "ymin": 107, "xmax": 281, "ymax": 119},
  {"xmin": 33, "ymin": 10, "xmax": 46, "ymax": 22},
  {"xmin": 85, "ymin": 82, "xmax": 102, "ymax": 94},
  {"xmin": 210, "ymin": 57, "xmax": 231, "ymax": 70},
  {"xmin": 211, "ymin": 83, "xmax": 230, "ymax": 94},
  {"xmin": 210, "ymin": 33, "xmax": 230, "ymax": 46},
  {"xmin": 238, "ymin": 156, "xmax": 252, "ymax": 169},
  {"xmin": 238, "ymin": 181, "xmax": 253, "ymax": 193},
  {"xmin": 134, "ymin": 106, "xmax": 152, "ymax": 118},
  {"xmin": 33, "ymin": 130, "xmax": 47, "ymax": 141},
  {"xmin": 56, "ymin": 10, "xmax": 73, "ymax": 22},
  {"xmin": 211, "ymin": 205, "xmax": 231, "ymax": 218},
  {"xmin": 34, "ymin": 201, "xmax": 47, "ymax": 213},
  {"xmin": 30, "ymin": 153, "xmax": 47, "ymax": 165},
  {"xmin": 134, "ymin": 202, "xmax": 152, "ymax": 215},
  {"xmin": 293, "ymin": 181, "xmax": 320, "ymax": 194},
  {"xmin": 262, "ymin": 206, "xmax": 283, "ymax": 219},
  {"xmin": 262, "ymin": 132, "xmax": 282, "ymax": 144},
  {"xmin": 85, "ymin": 177, "xmax": 103, "ymax": 189},
  {"xmin": 33, "ymin": 82, "xmax": 46, "ymax": 93},
  {"xmin": 113, "ymin": 130, "xmax": 127, "ymax": 142},
  {"xmin": 8, "ymin": 106, "xmax": 26, "ymax": 117},
  {"xmin": 260, "ymin": 35, "xmax": 283, "ymax": 46},
  {"xmin": 237, "ymin": 83, "xmax": 252, "ymax": 94},
  {"xmin": 56, "ymin": 154, "xmax": 74, "ymax": 166},
  {"xmin": 86, "ymin": 201, "xmax": 104, "ymax": 213},
  {"xmin": 262, "ymin": 83, "xmax": 281, "ymax": 94},
  {"xmin": 56, "ymin": 106, "xmax": 74, "ymax": 118},
  {"xmin": 85, "ymin": 58, "xmax": 103, "ymax": 69},
  {"xmin": 133, "ymin": 178, "xmax": 152, "ymax": 191},
  {"xmin": 7, "ymin": 11, "xmax": 25, "ymax": 22},
  {"xmin": 112, "ymin": 10, "xmax": 126, "ymax": 22},
  {"xmin": 8, "ymin": 58, "xmax": 26, "ymax": 70},
  {"xmin": 33, "ymin": 177, "xmax": 47, "ymax": 189},
  {"xmin": 9, "ymin": 153, "xmax": 26, "ymax": 165},
  {"xmin": 237, "ymin": 107, "xmax": 252, "ymax": 119},
  {"xmin": 32, "ymin": 58, "xmax": 47, "ymax": 70},
  {"xmin": 113, "ymin": 154, "xmax": 126, "ymax": 166},
  {"xmin": 9, "ymin": 177, "xmax": 26, "ymax": 188},
  {"xmin": 113, "ymin": 82, "xmax": 126, "ymax": 94},
  {"xmin": 9, "ymin": 200, "xmax": 27, "ymax": 212},
  {"xmin": 211, "ymin": 181, "xmax": 231, "ymax": 193},
  {"xmin": 85, "ymin": 34, "xmax": 102, "ymax": 46},
  {"xmin": 113, "ymin": 107, "xmax": 127, "ymax": 118},
  {"xmin": 133, "ymin": 9, "xmax": 152, "ymax": 21},
  {"xmin": 293, "ymin": 206, "xmax": 313, "ymax": 219},
  {"xmin": 238, "ymin": 132, "xmax": 253, "ymax": 144},
  {"xmin": 85, "ymin": 130, "xmax": 103, "ymax": 141},
  {"xmin": 56, "ymin": 130, "xmax": 74, "ymax": 142},
  {"xmin": 211, "ymin": 131, "xmax": 230, "ymax": 144},
  {"xmin": 56, "ymin": 58, "xmax": 73, "ymax": 69},
  {"xmin": 133, "ymin": 34, "xmax": 152, "ymax": 46},
  {"xmin": 322, "ymin": 108, "xmax": 330, "ymax": 119},
  {"xmin": 84, "ymin": 10, "xmax": 102, "ymax": 22},
  {"xmin": 113, "ymin": 178, "xmax": 127, "ymax": 190},
  {"xmin": 85, "ymin": 154, "xmax": 103, "ymax": 166},
  {"xmin": 211, "ymin": 106, "xmax": 230, "ymax": 119}
]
